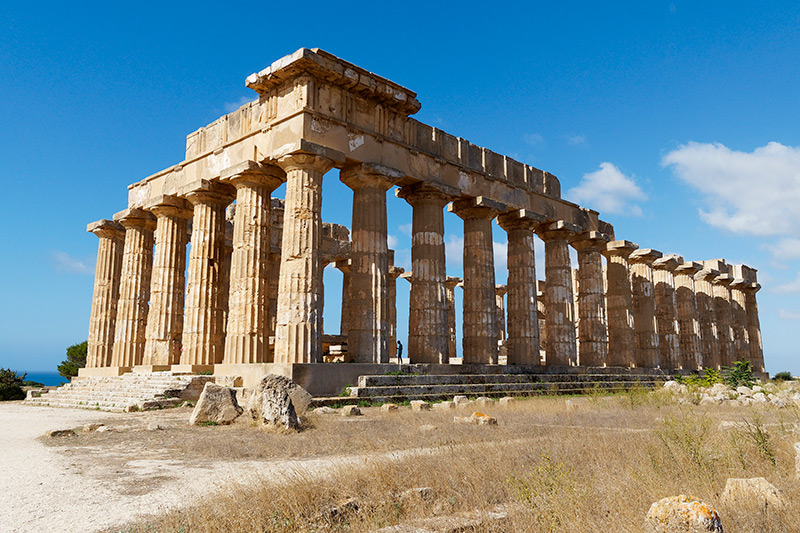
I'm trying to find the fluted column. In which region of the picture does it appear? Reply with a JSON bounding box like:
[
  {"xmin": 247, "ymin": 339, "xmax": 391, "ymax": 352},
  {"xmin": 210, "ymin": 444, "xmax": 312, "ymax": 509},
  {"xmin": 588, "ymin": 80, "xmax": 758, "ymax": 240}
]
[
  {"xmin": 497, "ymin": 211, "xmax": 542, "ymax": 366},
  {"xmin": 335, "ymin": 259, "xmax": 353, "ymax": 338},
  {"xmin": 694, "ymin": 268, "xmax": 720, "ymax": 369},
  {"xmin": 340, "ymin": 163, "xmax": 403, "ymax": 363},
  {"xmin": 629, "ymin": 249, "xmax": 662, "ymax": 368},
  {"xmin": 445, "ymin": 277, "xmax": 461, "ymax": 359},
  {"xmin": 141, "ymin": 196, "xmax": 192, "ymax": 368},
  {"xmin": 218, "ymin": 162, "xmax": 286, "ymax": 365},
  {"xmin": 273, "ymin": 152, "xmax": 339, "ymax": 364},
  {"xmin": 570, "ymin": 231, "xmax": 610, "ymax": 367},
  {"xmin": 179, "ymin": 181, "xmax": 236, "ymax": 369},
  {"xmin": 495, "ymin": 285, "xmax": 507, "ymax": 342},
  {"xmin": 110, "ymin": 208, "xmax": 156, "ymax": 369},
  {"xmin": 712, "ymin": 273, "xmax": 735, "ymax": 366},
  {"xmin": 652, "ymin": 255, "xmax": 683, "ymax": 369},
  {"xmin": 744, "ymin": 282, "xmax": 764, "ymax": 372},
  {"xmin": 396, "ymin": 183, "xmax": 455, "ymax": 363},
  {"xmin": 729, "ymin": 278, "xmax": 751, "ymax": 364},
  {"xmin": 674, "ymin": 261, "xmax": 703, "ymax": 370},
  {"xmin": 537, "ymin": 280, "xmax": 547, "ymax": 360},
  {"xmin": 451, "ymin": 197, "xmax": 505, "ymax": 364},
  {"xmin": 86, "ymin": 220, "xmax": 125, "ymax": 368},
  {"xmin": 602, "ymin": 241, "xmax": 638, "ymax": 367},
  {"xmin": 536, "ymin": 220, "xmax": 579, "ymax": 367},
  {"xmin": 388, "ymin": 264, "xmax": 405, "ymax": 359}
]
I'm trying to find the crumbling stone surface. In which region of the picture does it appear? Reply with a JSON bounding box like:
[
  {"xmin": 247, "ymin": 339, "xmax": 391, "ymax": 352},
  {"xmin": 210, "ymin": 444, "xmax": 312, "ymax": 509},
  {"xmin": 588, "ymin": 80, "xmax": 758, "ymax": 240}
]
[
  {"xmin": 341, "ymin": 405, "xmax": 362, "ymax": 416},
  {"xmin": 189, "ymin": 382, "xmax": 242, "ymax": 426},
  {"xmin": 247, "ymin": 374, "xmax": 308, "ymax": 430},
  {"xmin": 721, "ymin": 477, "xmax": 783, "ymax": 511},
  {"xmin": 410, "ymin": 400, "xmax": 431, "ymax": 411},
  {"xmin": 645, "ymin": 495, "xmax": 723, "ymax": 532}
]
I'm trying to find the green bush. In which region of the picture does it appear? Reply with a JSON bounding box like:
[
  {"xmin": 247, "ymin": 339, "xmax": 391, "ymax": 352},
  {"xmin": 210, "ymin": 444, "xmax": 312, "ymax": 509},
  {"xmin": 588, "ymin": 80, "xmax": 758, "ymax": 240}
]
[
  {"xmin": 723, "ymin": 360, "xmax": 755, "ymax": 389},
  {"xmin": 773, "ymin": 371, "xmax": 794, "ymax": 382},
  {"xmin": 674, "ymin": 368, "xmax": 723, "ymax": 388},
  {"xmin": 57, "ymin": 341, "xmax": 87, "ymax": 379},
  {"xmin": 0, "ymin": 368, "xmax": 26, "ymax": 401}
]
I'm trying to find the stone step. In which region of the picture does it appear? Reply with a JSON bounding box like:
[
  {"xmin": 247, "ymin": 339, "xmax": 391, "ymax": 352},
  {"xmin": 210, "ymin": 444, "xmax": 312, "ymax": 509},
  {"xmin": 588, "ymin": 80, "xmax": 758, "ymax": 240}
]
[{"xmin": 358, "ymin": 373, "xmax": 663, "ymax": 387}]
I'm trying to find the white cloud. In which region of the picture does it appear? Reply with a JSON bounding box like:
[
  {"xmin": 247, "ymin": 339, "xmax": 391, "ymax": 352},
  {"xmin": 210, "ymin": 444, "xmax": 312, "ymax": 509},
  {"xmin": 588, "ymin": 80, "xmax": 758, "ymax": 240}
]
[
  {"xmin": 565, "ymin": 162, "xmax": 647, "ymax": 216},
  {"xmin": 445, "ymin": 235, "xmax": 464, "ymax": 268},
  {"xmin": 387, "ymin": 234, "xmax": 399, "ymax": 249},
  {"xmin": 223, "ymin": 95, "xmax": 254, "ymax": 114},
  {"xmin": 779, "ymin": 309, "xmax": 800, "ymax": 320},
  {"xmin": 662, "ymin": 141, "xmax": 800, "ymax": 235},
  {"xmin": 53, "ymin": 251, "xmax": 92, "ymax": 274},
  {"xmin": 398, "ymin": 223, "xmax": 413, "ymax": 237},
  {"xmin": 494, "ymin": 240, "xmax": 508, "ymax": 277},
  {"xmin": 773, "ymin": 272, "xmax": 800, "ymax": 294},
  {"xmin": 524, "ymin": 133, "xmax": 544, "ymax": 146},
  {"xmin": 566, "ymin": 134, "xmax": 586, "ymax": 146},
  {"xmin": 764, "ymin": 238, "xmax": 800, "ymax": 260}
]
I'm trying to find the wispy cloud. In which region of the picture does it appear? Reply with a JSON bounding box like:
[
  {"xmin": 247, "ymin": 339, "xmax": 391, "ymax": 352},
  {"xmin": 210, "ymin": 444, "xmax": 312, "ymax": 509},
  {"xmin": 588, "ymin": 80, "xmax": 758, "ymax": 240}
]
[
  {"xmin": 763, "ymin": 238, "xmax": 800, "ymax": 262},
  {"xmin": 565, "ymin": 134, "xmax": 586, "ymax": 146},
  {"xmin": 524, "ymin": 133, "xmax": 544, "ymax": 146},
  {"xmin": 398, "ymin": 223, "xmax": 413, "ymax": 237},
  {"xmin": 53, "ymin": 251, "xmax": 92, "ymax": 274},
  {"xmin": 387, "ymin": 234, "xmax": 399, "ymax": 249},
  {"xmin": 662, "ymin": 141, "xmax": 800, "ymax": 236},
  {"xmin": 779, "ymin": 309, "xmax": 800, "ymax": 320},
  {"xmin": 223, "ymin": 95, "xmax": 254, "ymax": 114},
  {"xmin": 773, "ymin": 272, "xmax": 800, "ymax": 294},
  {"xmin": 565, "ymin": 162, "xmax": 647, "ymax": 216}
]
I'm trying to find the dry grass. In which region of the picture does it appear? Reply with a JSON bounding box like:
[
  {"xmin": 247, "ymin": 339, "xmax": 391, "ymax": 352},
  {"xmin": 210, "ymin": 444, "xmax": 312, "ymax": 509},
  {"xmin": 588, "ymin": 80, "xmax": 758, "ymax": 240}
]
[{"xmin": 87, "ymin": 391, "xmax": 800, "ymax": 532}]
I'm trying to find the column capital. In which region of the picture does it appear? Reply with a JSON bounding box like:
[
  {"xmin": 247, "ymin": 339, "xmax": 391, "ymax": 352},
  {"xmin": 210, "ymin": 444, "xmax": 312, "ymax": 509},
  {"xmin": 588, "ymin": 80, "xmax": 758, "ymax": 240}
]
[
  {"xmin": 399, "ymin": 271, "xmax": 412, "ymax": 284},
  {"xmin": 695, "ymin": 268, "xmax": 720, "ymax": 282},
  {"xmin": 497, "ymin": 209, "xmax": 547, "ymax": 232},
  {"xmin": 675, "ymin": 261, "xmax": 702, "ymax": 276},
  {"xmin": 145, "ymin": 195, "xmax": 193, "ymax": 220},
  {"xmin": 629, "ymin": 248, "xmax": 663, "ymax": 265},
  {"xmin": 396, "ymin": 181, "xmax": 459, "ymax": 207},
  {"xmin": 449, "ymin": 196, "xmax": 506, "ymax": 220},
  {"xmin": 743, "ymin": 282, "xmax": 762, "ymax": 293},
  {"xmin": 703, "ymin": 258, "xmax": 730, "ymax": 275},
  {"xmin": 272, "ymin": 140, "xmax": 345, "ymax": 173},
  {"xmin": 87, "ymin": 219, "xmax": 125, "ymax": 240},
  {"xmin": 113, "ymin": 208, "xmax": 157, "ymax": 231},
  {"xmin": 220, "ymin": 161, "xmax": 286, "ymax": 192},
  {"xmin": 180, "ymin": 179, "xmax": 236, "ymax": 207},
  {"xmin": 713, "ymin": 273, "xmax": 734, "ymax": 287},
  {"xmin": 535, "ymin": 219, "xmax": 580, "ymax": 241},
  {"xmin": 601, "ymin": 239, "xmax": 639, "ymax": 259},
  {"xmin": 445, "ymin": 276, "xmax": 462, "ymax": 290},
  {"xmin": 334, "ymin": 258, "xmax": 352, "ymax": 274},
  {"xmin": 389, "ymin": 265, "xmax": 405, "ymax": 280},
  {"xmin": 340, "ymin": 162, "xmax": 404, "ymax": 191},
  {"xmin": 730, "ymin": 278, "xmax": 750, "ymax": 290},
  {"xmin": 496, "ymin": 284, "xmax": 508, "ymax": 297},
  {"xmin": 569, "ymin": 230, "xmax": 610, "ymax": 251},
  {"xmin": 653, "ymin": 254, "xmax": 683, "ymax": 272}
]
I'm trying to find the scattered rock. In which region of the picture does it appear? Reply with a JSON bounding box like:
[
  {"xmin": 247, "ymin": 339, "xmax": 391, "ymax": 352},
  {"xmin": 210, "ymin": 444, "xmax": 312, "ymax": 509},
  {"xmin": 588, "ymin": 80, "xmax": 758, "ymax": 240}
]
[
  {"xmin": 771, "ymin": 398, "xmax": 788, "ymax": 408},
  {"xmin": 147, "ymin": 423, "xmax": 165, "ymax": 431},
  {"xmin": 341, "ymin": 405, "xmax": 362, "ymax": 417},
  {"xmin": 189, "ymin": 382, "xmax": 243, "ymax": 426},
  {"xmin": 411, "ymin": 400, "xmax": 431, "ymax": 412},
  {"xmin": 453, "ymin": 395, "xmax": 470, "ymax": 406},
  {"xmin": 763, "ymin": 382, "xmax": 777, "ymax": 393},
  {"xmin": 46, "ymin": 429, "xmax": 76, "ymax": 438},
  {"xmin": 664, "ymin": 381, "xmax": 688, "ymax": 394},
  {"xmin": 645, "ymin": 494, "xmax": 723, "ymax": 532},
  {"xmin": 432, "ymin": 401, "xmax": 455, "ymax": 410},
  {"xmin": 82, "ymin": 423, "xmax": 104, "ymax": 432},
  {"xmin": 26, "ymin": 389, "xmax": 44, "ymax": 400},
  {"xmin": 316, "ymin": 497, "xmax": 360, "ymax": 527},
  {"xmin": 215, "ymin": 375, "xmax": 243, "ymax": 388},
  {"xmin": 498, "ymin": 396, "xmax": 514, "ymax": 406},
  {"xmin": 95, "ymin": 426, "xmax": 112, "ymax": 433},
  {"xmin": 752, "ymin": 385, "xmax": 764, "ymax": 394},
  {"xmin": 314, "ymin": 406, "xmax": 337, "ymax": 414},
  {"xmin": 419, "ymin": 424, "xmax": 437, "ymax": 433},
  {"xmin": 453, "ymin": 412, "xmax": 498, "ymax": 426},
  {"xmin": 474, "ymin": 396, "xmax": 494, "ymax": 406},
  {"xmin": 709, "ymin": 383, "xmax": 729, "ymax": 396},
  {"xmin": 736, "ymin": 386, "xmax": 753, "ymax": 397},
  {"xmin": 752, "ymin": 392, "xmax": 768, "ymax": 403},
  {"xmin": 381, "ymin": 403, "xmax": 399, "ymax": 412},
  {"xmin": 721, "ymin": 477, "xmax": 784, "ymax": 510},
  {"xmin": 247, "ymin": 374, "xmax": 308, "ymax": 430},
  {"xmin": 399, "ymin": 487, "xmax": 435, "ymax": 503}
]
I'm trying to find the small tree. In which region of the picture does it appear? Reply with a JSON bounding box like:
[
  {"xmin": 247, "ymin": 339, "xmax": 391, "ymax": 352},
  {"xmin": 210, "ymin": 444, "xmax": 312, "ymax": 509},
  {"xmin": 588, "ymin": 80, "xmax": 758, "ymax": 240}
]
[
  {"xmin": 0, "ymin": 368, "xmax": 26, "ymax": 401},
  {"xmin": 773, "ymin": 371, "xmax": 794, "ymax": 382},
  {"xmin": 58, "ymin": 341, "xmax": 87, "ymax": 380}
]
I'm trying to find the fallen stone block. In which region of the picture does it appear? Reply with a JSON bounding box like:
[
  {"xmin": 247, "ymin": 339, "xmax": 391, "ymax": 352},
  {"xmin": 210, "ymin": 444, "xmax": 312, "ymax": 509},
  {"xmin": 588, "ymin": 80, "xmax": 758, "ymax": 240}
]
[
  {"xmin": 432, "ymin": 401, "xmax": 455, "ymax": 410},
  {"xmin": 215, "ymin": 375, "xmax": 243, "ymax": 388},
  {"xmin": 83, "ymin": 423, "xmax": 104, "ymax": 432},
  {"xmin": 314, "ymin": 406, "xmax": 337, "ymax": 414},
  {"xmin": 721, "ymin": 477, "xmax": 784, "ymax": 510},
  {"xmin": 645, "ymin": 495, "xmax": 723, "ymax": 532},
  {"xmin": 471, "ymin": 412, "xmax": 497, "ymax": 425},
  {"xmin": 411, "ymin": 400, "xmax": 431, "ymax": 411},
  {"xmin": 47, "ymin": 429, "xmax": 76, "ymax": 438},
  {"xmin": 474, "ymin": 396, "xmax": 494, "ymax": 406},
  {"xmin": 189, "ymin": 382, "xmax": 243, "ymax": 426},
  {"xmin": 381, "ymin": 403, "xmax": 399, "ymax": 412},
  {"xmin": 453, "ymin": 395, "xmax": 470, "ymax": 406},
  {"xmin": 247, "ymin": 374, "xmax": 308, "ymax": 430},
  {"xmin": 498, "ymin": 396, "xmax": 514, "ymax": 406},
  {"xmin": 341, "ymin": 405, "xmax": 362, "ymax": 416}
]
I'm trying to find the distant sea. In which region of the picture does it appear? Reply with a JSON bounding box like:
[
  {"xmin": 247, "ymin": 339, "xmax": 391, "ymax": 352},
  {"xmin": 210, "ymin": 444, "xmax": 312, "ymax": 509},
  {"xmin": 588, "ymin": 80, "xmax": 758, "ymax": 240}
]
[{"xmin": 22, "ymin": 372, "xmax": 68, "ymax": 387}]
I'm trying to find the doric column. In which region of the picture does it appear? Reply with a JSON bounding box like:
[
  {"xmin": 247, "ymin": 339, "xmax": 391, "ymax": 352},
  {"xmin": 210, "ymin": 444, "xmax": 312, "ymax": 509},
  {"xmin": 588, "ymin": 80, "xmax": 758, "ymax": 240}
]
[
  {"xmin": 340, "ymin": 163, "xmax": 403, "ymax": 363},
  {"xmin": 537, "ymin": 280, "xmax": 547, "ymax": 361},
  {"xmin": 674, "ymin": 261, "xmax": 703, "ymax": 370},
  {"xmin": 569, "ymin": 231, "xmax": 610, "ymax": 367},
  {"xmin": 495, "ymin": 285, "xmax": 507, "ymax": 342},
  {"xmin": 602, "ymin": 240, "xmax": 638, "ymax": 367},
  {"xmin": 536, "ymin": 220, "xmax": 580, "ymax": 367},
  {"xmin": 110, "ymin": 208, "xmax": 156, "ymax": 369},
  {"xmin": 396, "ymin": 183, "xmax": 456, "ymax": 364},
  {"xmin": 219, "ymin": 162, "xmax": 286, "ymax": 365},
  {"xmin": 86, "ymin": 219, "xmax": 125, "ymax": 368},
  {"xmin": 141, "ymin": 196, "xmax": 192, "ymax": 368},
  {"xmin": 179, "ymin": 180, "xmax": 236, "ymax": 370},
  {"xmin": 273, "ymin": 151, "xmax": 340, "ymax": 364},
  {"xmin": 268, "ymin": 198, "xmax": 285, "ymax": 339},
  {"xmin": 712, "ymin": 273, "xmax": 735, "ymax": 366},
  {"xmin": 445, "ymin": 277, "xmax": 461, "ymax": 359},
  {"xmin": 497, "ymin": 210, "xmax": 542, "ymax": 366},
  {"xmin": 743, "ymin": 282, "xmax": 764, "ymax": 372},
  {"xmin": 652, "ymin": 254, "xmax": 683, "ymax": 370},
  {"xmin": 694, "ymin": 268, "xmax": 720, "ymax": 369},
  {"xmin": 450, "ymin": 196, "xmax": 505, "ymax": 364},
  {"xmin": 388, "ymin": 264, "xmax": 405, "ymax": 359},
  {"xmin": 629, "ymin": 249, "xmax": 662, "ymax": 368},
  {"xmin": 729, "ymin": 278, "xmax": 751, "ymax": 364},
  {"xmin": 335, "ymin": 259, "xmax": 353, "ymax": 337}
]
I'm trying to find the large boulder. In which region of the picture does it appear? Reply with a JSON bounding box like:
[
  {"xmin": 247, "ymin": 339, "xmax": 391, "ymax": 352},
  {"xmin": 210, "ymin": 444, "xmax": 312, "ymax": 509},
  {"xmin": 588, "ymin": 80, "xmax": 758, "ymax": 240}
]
[
  {"xmin": 645, "ymin": 495, "xmax": 723, "ymax": 532},
  {"xmin": 721, "ymin": 477, "xmax": 784, "ymax": 511},
  {"xmin": 189, "ymin": 382, "xmax": 243, "ymax": 426},
  {"xmin": 247, "ymin": 374, "xmax": 311, "ymax": 430}
]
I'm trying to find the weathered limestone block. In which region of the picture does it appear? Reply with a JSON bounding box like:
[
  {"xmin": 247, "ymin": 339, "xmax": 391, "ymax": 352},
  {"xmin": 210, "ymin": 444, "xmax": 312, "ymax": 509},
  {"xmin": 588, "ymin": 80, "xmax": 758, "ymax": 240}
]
[
  {"xmin": 247, "ymin": 374, "xmax": 311, "ymax": 430},
  {"xmin": 537, "ymin": 281, "xmax": 547, "ymax": 358},
  {"xmin": 629, "ymin": 248, "xmax": 662, "ymax": 368},
  {"xmin": 536, "ymin": 220, "xmax": 580, "ymax": 366},
  {"xmin": 602, "ymin": 241, "xmax": 638, "ymax": 367},
  {"xmin": 411, "ymin": 400, "xmax": 431, "ymax": 411},
  {"xmin": 189, "ymin": 382, "xmax": 243, "ymax": 425},
  {"xmin": 652, "ymin": 254, "xmax": 682, "ymax": 370},
  {"xmin": 729, "ymin": 278, "xmax": 751, "ymax": 364},
  {"xmin": 645, "ymin": 495, "xmax": 723, "ymax": 532},
  {"xmin": 340, "ymin": 163, "xmax": 403, "ymax": 363},
  {"xmin": 497, "ymin": 210, "xmax": 543, "ymax": 365},
  {"xmin": 712, "ymin": 272, "xmax": 735, "ymax": 367},
  {"xmin": 695, "ymin": 267, "xmax": 720, "ymax": 369},
  {"xmin": 674, "ymin": 261, "xmax": 703, "ymax": 370},
  {"xmin": 86, "ymin": 220, "xmax": 125, "ymax": 368},
  {"xmin": 341, "ymin": 405, "xmax": 362, "ymax": 416},
  {"xmin": 388, "ymin": 261, "xmax": 405, "ymax": 359},
  {"xmin": 495, "ymin": 284, "xmax": 507, "ymax": 342},
  {"xmin": 743, "ymin": 282, "xmax": 765, "ymax": 372},
  {"xmin": 143, "ymin": 196, "xmax": 192, "ymax": 367},
  {"xmin": 445, "ymin": 277, "xmax": 461, "ymax": 358},
  {"xmin": 570, "ymin": 231, "xmax": 610, "ymax": 367},
  {"xmin": 721, "ymin": 477, "xmax": 784, "ymax": 511},
  {"xmin": 396, "ymin": 183, "xmax": 457, "ymax": 363},
  {"xmin": 450, "ymin": 196, "xmax": 505, "ymax": 364},
  {"xmin": 111, "ymin": 208, "xmax": 157, "ymax": 368},
  {"xmin": 335, "ymin": 259, "xmax": 353, "ymax": 338}
]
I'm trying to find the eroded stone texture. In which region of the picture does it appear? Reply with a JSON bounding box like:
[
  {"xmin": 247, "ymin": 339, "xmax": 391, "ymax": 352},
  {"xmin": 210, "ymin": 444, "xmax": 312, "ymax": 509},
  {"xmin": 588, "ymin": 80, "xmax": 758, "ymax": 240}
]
[
  {"xmin": 189, "ymin": 382, "xmax": 243, "ymax": 426},
  {"xmin": 744, "ymin": 282, "xmax": 764, "ymax": 372},
  {"xmin": 537, "ymin": 280, "xmax": 547, "ymax": 360},
  {"xmin": 143, "ymin": 196, "xmax": 192, "ymax": 367},
  {"xmin": 710, "ymin": 269, "xmax": 735, "ymax": 367},
  {"xmin": 388, "ymin": 261, "xmax": 405, "ymax": 359},
  {"xmin": 570, "ymin": 231, "xmax": 609, "ymax": 367},
  {"xmin": 451, "ymin": 197, "xmax": 505, "ymax": 364},
  {"xmin": 652, "ymin": 254, "xmax": 682, "ymax": 370},
  {"xmin": 694, "ymin": 268, "xmax": 720, "ymax": 369},
  {"xmin": 335, "ymin": 259, "xmax": 352, "ymax": 337},
  {"xmin": 274, "ymin": 151, "xmax": 341, "ymax": 364},
  {"xmin": 396, "ymin": 183, "xmax": 455, "ymax": 363},
  {"xmin": 536, "ymin": 220, "xmax": 579, "ymax": 366},
  {"xmin": 111, "ymin": 209, "xmax": 156, "ymax": 368},
  {"xmin": 86, "ymin": 220, "xmax": 125, "ymax": 368},
  {"xmin": 498, "ymin": 210, "xmax": 542, "ymax": 365},
  {"xmin": 247, "ymin": 374, "xmax": 309, "ymax": 430},
  {"xmin": 495, "ymin": 285, "xmax": 507, "ymax": 342},
  {"xmin": 340, "ymin": 163, "xmax": 403, "ymax": 363},
  {"xmin": 602, "ymin": 241, "xmax": 638, "ymax": 367},
  {"xmin": 630, "ymin": 249, "xmax": 662, "ymax": 368},
  {"xmin": 445, "ymin": 277, "xmax": 461, "ymax": 358},
  {"xmin": 729, "ymin": 278, "xmax": 751, "ymax": 364},
  {"xmin": 180, "ymin": 181, "xmax": 236, "ymax": 368},
  {"xmin": 221, "ymin": 162, "xmax": 285, "ymax": 364},
  {"xmin": 674, "ymin": 261, "xmax": 703, "ymax": 370}
]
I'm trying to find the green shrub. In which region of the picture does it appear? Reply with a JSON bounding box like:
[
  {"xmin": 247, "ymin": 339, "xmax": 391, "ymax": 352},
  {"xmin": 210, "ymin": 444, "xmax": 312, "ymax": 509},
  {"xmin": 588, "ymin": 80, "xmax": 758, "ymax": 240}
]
[
  {"xmin": 723, "ymin": 360, "xmax": 755, "ymax": 389},
  {"xmin": 773, "ymin": 371, "xmax": 794, "ymax": 382},
  {"xmin": 57, "ymin": 341, "xmax": 87, "ymax": 379},
  {"xmin": 0, "ymin": 369, "xmax": 26, "ymax": 401},
  {"xmin": 675, "ymin": 368, "xmax": 723, "ymax": 388}
]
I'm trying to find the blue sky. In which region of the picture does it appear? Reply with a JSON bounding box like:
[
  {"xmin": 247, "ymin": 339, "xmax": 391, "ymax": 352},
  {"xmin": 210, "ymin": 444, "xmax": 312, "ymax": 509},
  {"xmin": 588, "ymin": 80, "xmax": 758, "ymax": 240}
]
[{"xmin": 2, "ymin": 1, "xmax": 799, "ymax": 374}]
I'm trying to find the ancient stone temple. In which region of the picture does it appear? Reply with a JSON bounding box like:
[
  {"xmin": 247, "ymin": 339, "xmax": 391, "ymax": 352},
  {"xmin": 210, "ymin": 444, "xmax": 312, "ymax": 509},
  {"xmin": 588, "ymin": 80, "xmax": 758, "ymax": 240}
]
[{"xmin": 81, "ymin": 48, "xmax": 766, "ymax": 395}]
